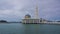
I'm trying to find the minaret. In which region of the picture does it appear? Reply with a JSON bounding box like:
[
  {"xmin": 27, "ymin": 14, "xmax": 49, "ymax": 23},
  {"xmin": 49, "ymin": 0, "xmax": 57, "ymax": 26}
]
[{"xmin": 35, "ymin": 0, "xmax": 39, "ymax": 19}]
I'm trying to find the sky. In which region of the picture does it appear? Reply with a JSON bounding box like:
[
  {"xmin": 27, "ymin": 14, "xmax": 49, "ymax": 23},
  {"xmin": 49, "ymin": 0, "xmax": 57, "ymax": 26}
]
[{"xmin": 0, "ymin": 0, "xmax": 60, "ymax": 21}]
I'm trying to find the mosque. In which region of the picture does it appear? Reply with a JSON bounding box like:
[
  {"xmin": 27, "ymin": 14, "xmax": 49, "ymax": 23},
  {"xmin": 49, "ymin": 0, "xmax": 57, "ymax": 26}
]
[
  {"xmin": 22, "ymin": 14, "xmax": 47, "ymax": 24},
  {"xmin": 22, "ymin": 5, "xmax": 47, "ymax": 24}
]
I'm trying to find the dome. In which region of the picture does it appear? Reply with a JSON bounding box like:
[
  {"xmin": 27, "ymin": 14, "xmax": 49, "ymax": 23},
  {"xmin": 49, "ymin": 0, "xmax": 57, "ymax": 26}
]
[
  {"xmin": 25, "ymin": 14, "xmax": 31, "ymax": 17},
  {"xmin": 25, "ymin": 14, "xmax": 31, "ymax": 19}
]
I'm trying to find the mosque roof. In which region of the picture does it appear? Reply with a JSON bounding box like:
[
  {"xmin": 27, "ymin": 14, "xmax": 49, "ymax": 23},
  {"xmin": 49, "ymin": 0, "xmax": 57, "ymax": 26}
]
[{"xmin": 25, "ymin": 14, "xmax": 31, "ymax": 17}]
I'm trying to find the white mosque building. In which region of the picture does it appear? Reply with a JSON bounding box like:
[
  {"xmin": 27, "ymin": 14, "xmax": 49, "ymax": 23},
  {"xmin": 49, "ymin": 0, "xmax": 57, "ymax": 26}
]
[{"xmin": 22, "ymin": 5, "xmax": 47, "ymax": 24}]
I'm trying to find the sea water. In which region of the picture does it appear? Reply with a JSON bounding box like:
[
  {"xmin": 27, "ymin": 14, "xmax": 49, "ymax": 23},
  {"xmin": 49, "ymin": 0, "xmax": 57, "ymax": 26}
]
[{"xmin": 0, "ymin": 23, "xmax": 60, "ymax": 34}]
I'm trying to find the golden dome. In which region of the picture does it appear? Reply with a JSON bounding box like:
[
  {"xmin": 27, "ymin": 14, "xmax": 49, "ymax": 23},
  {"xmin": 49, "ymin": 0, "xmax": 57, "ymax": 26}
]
[{"xmin": 25, "ymin": 14, "xmax": 31, "ymax": 19}]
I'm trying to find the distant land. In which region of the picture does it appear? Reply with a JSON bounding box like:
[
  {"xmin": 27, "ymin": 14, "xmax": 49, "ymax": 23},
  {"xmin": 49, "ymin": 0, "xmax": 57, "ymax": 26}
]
[{"xmin": 0, "ymin": 20, "xmax": 21, "ymax": 23}]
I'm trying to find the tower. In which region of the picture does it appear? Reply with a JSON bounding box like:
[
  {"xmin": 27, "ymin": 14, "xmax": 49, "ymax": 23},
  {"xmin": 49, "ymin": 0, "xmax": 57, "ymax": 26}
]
[{"xmin": 35, "ymin": 1, "xmax": 39, "ymax": 19}]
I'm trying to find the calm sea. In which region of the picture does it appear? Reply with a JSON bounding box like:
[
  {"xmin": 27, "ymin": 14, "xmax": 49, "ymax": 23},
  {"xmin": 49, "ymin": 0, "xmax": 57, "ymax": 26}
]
[{"xmin": 0, "ymin": 23, "xmax": 60, "ymax": 34}]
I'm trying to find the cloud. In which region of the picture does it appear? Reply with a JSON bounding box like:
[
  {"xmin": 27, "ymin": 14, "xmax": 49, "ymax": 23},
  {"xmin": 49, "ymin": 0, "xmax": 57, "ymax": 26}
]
[
  {"xmin": 0, "ymin": 0, "xmax": 60, "ymax": 21},
  {"xmin": 39, "ymin": 0, "xmax": 60, "ymax": 20},
  {"xmin": 0, "ymin": 10, "xmax": 28, "ymax": 21},
  {"xmin": 0, "ymin": 0, "xmax": 32, "ymax": 21}
]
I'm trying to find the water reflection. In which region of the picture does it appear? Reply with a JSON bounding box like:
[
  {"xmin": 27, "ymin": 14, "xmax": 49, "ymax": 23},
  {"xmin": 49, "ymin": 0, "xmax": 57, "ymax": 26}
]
[
  {"xmin": 23, "ymin": 24, "xmax": 40, "ymax": 34},
  {"xmin": 0, "ymin": 23, "xmax": 60, "ymax": 34}
]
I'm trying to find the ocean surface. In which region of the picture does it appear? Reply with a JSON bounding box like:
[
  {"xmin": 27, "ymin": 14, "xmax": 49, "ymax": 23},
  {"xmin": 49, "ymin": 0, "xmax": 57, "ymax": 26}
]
[{"xmin": 0, "ymin": 23, "xmax": 60, "ymax": 34}]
